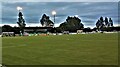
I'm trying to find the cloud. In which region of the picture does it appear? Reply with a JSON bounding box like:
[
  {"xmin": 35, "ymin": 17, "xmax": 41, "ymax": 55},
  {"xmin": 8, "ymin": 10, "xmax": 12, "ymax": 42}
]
[
  {"xmin": 0, "ymin": 3, "xmax": 2, "ymax": 24},
  {"xmin": 0, "ymin": 0, "xmax": 119, "ymax": 2},
  {"xmin": 1, "ymin": 2, "xmax": 118, "ymax": 27}
]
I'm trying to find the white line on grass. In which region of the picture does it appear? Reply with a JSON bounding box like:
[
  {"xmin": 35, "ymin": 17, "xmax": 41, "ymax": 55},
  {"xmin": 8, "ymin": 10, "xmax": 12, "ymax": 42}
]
[{"xmin": 0, "ymin": 44, "xmax": 27, "ymax": 48}]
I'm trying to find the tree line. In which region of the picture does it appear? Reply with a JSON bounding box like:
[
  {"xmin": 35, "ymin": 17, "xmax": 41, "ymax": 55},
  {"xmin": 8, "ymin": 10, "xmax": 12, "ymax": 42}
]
[
  {"xmin": 40, "ymin": 14, "xmax": 84, "ymax": 32},
  {"xmin": 1, "ymin": 14, "xmax": 120, "ymax": 34},
  {"xmin": 96, "ymin": 16, "xmax": 113, "ymax": 31}
]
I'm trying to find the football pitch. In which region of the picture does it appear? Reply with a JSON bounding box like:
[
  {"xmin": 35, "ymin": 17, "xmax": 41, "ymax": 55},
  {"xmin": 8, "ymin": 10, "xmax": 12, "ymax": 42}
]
[{"xmin": 2, "ymin": 33, "xmax": 118, "ymax": 65}]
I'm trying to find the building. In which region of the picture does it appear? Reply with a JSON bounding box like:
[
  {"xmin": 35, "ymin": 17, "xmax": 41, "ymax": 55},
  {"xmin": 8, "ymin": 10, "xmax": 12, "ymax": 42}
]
[{"xmin": 24, "ymin": 27, "xmax": 53, "ymax": 33}]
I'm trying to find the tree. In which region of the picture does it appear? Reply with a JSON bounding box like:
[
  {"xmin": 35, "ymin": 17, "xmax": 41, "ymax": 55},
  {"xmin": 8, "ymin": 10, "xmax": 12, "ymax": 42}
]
[
  {"xmin": 100, "ymin": 16, "xmax": 104, "ymax": 23},
  {"xmin": 40, "ymin": 14, "xmax": 46, "ymax": 26},
  {"xmin": 58, "ymin": 16, "xmax": 84, "ymax": 32},
  {"xmin": 17, "ymin": 11, "xmax": 26, "ymax": 35},
  {"xmin": 99, "ymin": 16, "xmax": 105, "ymax": 28},
  {"xmin": 83, "ymin": 27, "xmax": 92, "ymax": 33},
  {"xmin": 109, "ymin": 18, "xmax": 113, "ymax": 27},
  {"xmin": 96, "ymin": 16, "xmax": 114, "ymax": 32},
  {"xmin": 105, "ymin": 17, "xmax": 109, "ymax": 27},
  {"xmin": 92, "ymin": 27, "xmax": 98, "ymax": 32},
  {"xmin": 96, "ymin": 19, "xmax": 100, "ymax": 30},
  {"xmin": 2, "ymin": 25, "xmax": 13, "ymax": 32},
  {"xmin": 40, "ymin": 14, "xmax": 54, "ymax": 27}
]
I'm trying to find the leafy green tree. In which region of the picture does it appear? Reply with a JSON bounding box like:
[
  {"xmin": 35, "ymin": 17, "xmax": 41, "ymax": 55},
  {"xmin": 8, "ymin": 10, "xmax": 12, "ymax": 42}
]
[
  {"xmin": 96, "ymin": 16, "xmax": 108, "ymax": 31},
  {"xmin": 40, "ymin": 14, "xmax": 46, "ymax": 26},
  {"xmin": 83, "ymin": 27, "xmax": 92, "ymax": 33},
  {"xmin": 96, "ymin": 19, "xmax": 101, "ymax": 31},
  {"xmin": 17, "ymin": 11, "xmax": 26, "ymax": 35},
  {"xmin": 105, "ymin": 17, "xmax": 109, "ymax": 27},
  {"xmin": 100, "ymin": 16, "xmax": 104, "ymax": 23},
  {"xmin": 40, "ymin": 14, "xmax": 54, "ymax": 27},
  {"xmin": 96, "ymin": 17, "xmax": 114, "ymax": 31},
  {"xmin": 58, "ymin": 16, "xmax": 84, "ymax": 32},
  {"xmin": 2, "ymin": 25, "xmax": 13, "ymax": 32},
  {"xmin": 109, "ymin": 18, "xmax": 113, "ymax": 27}
]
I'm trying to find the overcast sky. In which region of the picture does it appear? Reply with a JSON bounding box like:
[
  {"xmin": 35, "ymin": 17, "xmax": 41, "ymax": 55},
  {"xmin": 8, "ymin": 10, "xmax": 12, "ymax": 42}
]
[
  {"xmin": 1, "ymin": 1, "xmax": 119, "ymax": 28},
  {"xmin": 0, "ymin": 0, "xmax": 119, "ymax": 2}
]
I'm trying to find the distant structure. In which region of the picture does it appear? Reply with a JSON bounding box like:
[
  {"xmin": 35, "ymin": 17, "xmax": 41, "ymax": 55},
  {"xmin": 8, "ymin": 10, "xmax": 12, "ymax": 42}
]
[
  {"xmin": 17, "ymin": 11, "xmax": 26, "ymax": 35},
  {"xmin": 2, "ymin": 32, "xmax": 15, "ymax": 37}
]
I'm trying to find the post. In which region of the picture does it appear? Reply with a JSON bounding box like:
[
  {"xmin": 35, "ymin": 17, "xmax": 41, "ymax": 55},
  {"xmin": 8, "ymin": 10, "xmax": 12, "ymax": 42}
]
[
  {"xmin": 54, "ymin": 15, "xmax": 55, "ymax": 23},
  {"xmin": 52, "ymin": 10, "xmax": 56, "ymax": 23}
]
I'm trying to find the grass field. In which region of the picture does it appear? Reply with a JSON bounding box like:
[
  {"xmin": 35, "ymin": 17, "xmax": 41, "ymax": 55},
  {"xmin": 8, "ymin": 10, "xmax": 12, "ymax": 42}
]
[{"xmin": 2, "ymin": 33, "xmax": 118, "ymax": 65}]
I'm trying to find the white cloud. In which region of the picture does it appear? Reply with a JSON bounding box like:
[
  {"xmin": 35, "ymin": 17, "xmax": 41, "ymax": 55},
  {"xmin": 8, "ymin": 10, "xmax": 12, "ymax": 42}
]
[{"xmin": 1, "ymin": 2, "xmax": 118, "ymax": 28}]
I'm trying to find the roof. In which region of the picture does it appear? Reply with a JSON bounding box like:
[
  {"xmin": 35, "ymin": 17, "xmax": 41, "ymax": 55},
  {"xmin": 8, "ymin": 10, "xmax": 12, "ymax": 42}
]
[{"xmin": 24, "ymin": 27, "xmax": 53, "ymax": 29}]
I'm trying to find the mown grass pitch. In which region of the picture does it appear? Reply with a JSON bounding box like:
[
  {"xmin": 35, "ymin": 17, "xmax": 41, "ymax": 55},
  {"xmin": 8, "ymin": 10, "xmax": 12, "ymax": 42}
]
[{"xmin": 2, "ymin": 33, "xmax": 118, "ymax": 65}]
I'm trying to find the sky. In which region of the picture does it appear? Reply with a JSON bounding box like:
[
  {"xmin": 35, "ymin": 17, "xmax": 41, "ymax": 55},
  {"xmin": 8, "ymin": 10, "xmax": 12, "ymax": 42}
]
[
  {"xmin": 0, "ymin": 0, "xmax": 119, "ymax": 2},
  {"xmin": 0, "ymin": 1, "xmax": 119, "ymax": 28}
]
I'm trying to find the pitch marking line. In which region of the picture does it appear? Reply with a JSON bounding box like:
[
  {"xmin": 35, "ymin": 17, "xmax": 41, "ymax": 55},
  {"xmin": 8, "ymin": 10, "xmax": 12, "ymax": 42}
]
[{"xmin": 0, "ymin": 44, "xmax": 27, "ymax": 48}]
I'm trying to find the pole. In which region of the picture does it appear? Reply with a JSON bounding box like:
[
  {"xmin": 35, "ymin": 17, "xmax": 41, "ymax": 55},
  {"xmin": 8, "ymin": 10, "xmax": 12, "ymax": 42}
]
[{"xmin": 54, "ymin": 15, "xmax": 55, "ymax": 23}]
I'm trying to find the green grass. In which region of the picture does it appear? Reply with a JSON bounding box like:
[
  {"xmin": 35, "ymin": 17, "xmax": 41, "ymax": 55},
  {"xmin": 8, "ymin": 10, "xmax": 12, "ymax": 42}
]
[{"xmin": 2, "ymin": 33, "xmax": 118, "ymax": 65}]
